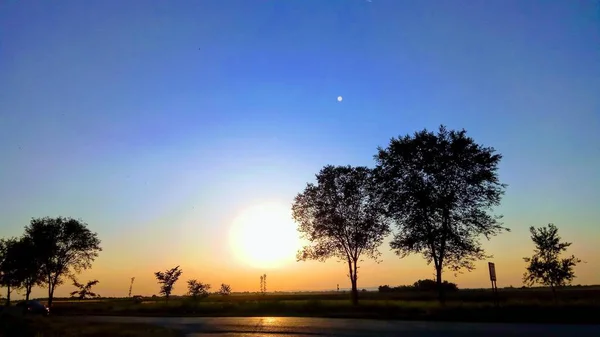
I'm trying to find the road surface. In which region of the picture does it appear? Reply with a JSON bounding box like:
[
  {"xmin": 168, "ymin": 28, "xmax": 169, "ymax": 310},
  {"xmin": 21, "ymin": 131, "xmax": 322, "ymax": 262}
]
[{"xmin": 78, "ymin": 316, "xmax": 600, "ymax": 336}]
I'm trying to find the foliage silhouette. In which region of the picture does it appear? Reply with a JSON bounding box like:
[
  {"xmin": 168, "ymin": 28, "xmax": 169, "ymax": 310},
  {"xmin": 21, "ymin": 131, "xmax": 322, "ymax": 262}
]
[
  {"xmin": 154, "ymin": 266, "xmax": 182, "ymax": 303},
  {"xmin": 11, "ymin": 236, "xmax": 45, "ymax": 301},
  {"xmin": 374, "ymin": 125, "xmax": 507, "ymax": 303},
  {"xmin": 378, "ymin": 279, "xmax": 458, "ymax": 293},
  {"xmin": 413, "ymin": 279, "xmax": 458, "ymax": 292},
  {"xmin": 523, "ymin": 223, "xmax": 581, "ymax": 299},
  {"xmin": 70, "ymin": 277, "xmax": 100, "ymax": 300},
  {"xmin": 260, "ymin": 274, "xmax": 267, "ymax": 295},
  {"xmin": 128, "ymin": 277, "xmax": 135, "ymax": 298},
  {"xmin": 219, "ymin": 283, "xmax": 232, "ymax": 296},
  {"xmin": 24, "ymin": 216, "xmax": 102, "ymax": 307},
  {"xmin": 187, "ymin": 279, "xmax": 210, "ymax": 301},
  {"xmin": 0, "ymin": 238, "xmax": 21, "ymax": 304},
  {"xmin": 293, "ymin": 165, "xmax": 390, "ymax": 305}
]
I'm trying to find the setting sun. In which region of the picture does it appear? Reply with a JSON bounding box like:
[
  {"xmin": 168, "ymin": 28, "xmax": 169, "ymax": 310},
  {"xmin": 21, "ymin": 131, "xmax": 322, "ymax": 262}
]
[{"xmin": 229, "ymin": 202, "xmax": 301, "ymax": 269}]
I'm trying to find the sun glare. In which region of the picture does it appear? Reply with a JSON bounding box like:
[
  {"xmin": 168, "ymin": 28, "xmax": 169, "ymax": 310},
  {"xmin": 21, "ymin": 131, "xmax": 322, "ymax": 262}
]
[{"xmin": 229, "ymin": 202, "xmax": 300, "ymax": 269}]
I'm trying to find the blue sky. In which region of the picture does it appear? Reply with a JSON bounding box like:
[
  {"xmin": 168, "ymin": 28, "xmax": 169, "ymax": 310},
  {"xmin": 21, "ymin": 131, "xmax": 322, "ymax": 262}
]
[{"xmin": 1, "ymin": 0, "xmax": 599, "ymax": 294}]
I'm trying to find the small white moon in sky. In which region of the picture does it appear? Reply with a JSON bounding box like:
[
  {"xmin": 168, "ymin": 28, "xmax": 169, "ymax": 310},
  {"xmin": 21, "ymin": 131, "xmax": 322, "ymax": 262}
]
[{"xmin": 337, "ymin": 96, "xmax": 343, "ymax": 102}]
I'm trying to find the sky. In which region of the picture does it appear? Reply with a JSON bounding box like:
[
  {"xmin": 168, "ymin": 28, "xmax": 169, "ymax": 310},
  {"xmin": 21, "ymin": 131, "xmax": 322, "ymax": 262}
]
[{"xmin": 0, "ymin": 0, "xmax": 599, "ymax": 298}]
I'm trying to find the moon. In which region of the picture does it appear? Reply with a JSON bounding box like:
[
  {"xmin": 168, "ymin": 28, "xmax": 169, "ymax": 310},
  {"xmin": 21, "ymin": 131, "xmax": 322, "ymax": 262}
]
[{"xmin": 337, "ymin": 96, "xmax": 343, "ymax": 102}]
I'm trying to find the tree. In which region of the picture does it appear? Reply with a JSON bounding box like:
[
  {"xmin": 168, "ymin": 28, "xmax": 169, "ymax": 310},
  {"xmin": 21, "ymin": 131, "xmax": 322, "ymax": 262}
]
[
  {"xmin": 218, "ymin": 283, "xmax": 231, "ymax": 296},
  {"xmin": 128, "ymin": 277, "xmax": 135, "ymax": 298},
  {"xmin": 70, "ymin": 278, "xmax": 100, "ymax": 300},
  {"xmin": 259, "ymin": 274, "xmax": 267, "ymax": 295},
  {"xmin": 413, "ymin": 279, "xmax": 458, "ymax": 292},
  {"xmin": 263, "ymin": 274, "xmax": 266, "ymax": 294},
  {"xmin": 374, "ymin": 125, "xmax": 507, "ymax": 303},
  {"xmin": 12, "ymin": 236, "xmax": 45, "ymax": 301},
  {"xmin": 154, "ymin": 265, "xmax": 182, "ymax": 303},
  {"xmin": 523, "ymin": 223, "xmax": 581, "ymax": 299},
  {"xmin": 0, "ymin": 238, "xmax": 22, "ymax": 305},
  {"xmin": 187, "ymin": 279, "xmax": 210, "ymax": 301},
  {"xmin": 24, "ymin": 216, "xmax": 102, "ymax": 307},
  {"xmin": 292, "ymin": 165, "xmax": 390, "ymax": 305}
]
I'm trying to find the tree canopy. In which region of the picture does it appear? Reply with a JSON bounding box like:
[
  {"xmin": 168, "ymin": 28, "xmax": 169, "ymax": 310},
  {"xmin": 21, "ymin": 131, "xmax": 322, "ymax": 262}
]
[
  {"xmin": 187, "ymin": 279, "xmax": 210, "ymax": 300},
  {"xmin": 523, "ymin": 223, "xmax": 581, "ymax": 298},
  {"xmin": 70, "ymin": 278, "xmax": 100, "ymax": 300},
  {"xmin": 154, "ymin": 265, "xmax": 182, "ymax": 303},
  {"xmin": 292, "ymin": 165, "xmax": 390, "ymax": 305},
  {"xmin": 24, "ymin": 216, "xmax": 102, "ymax": 307},
  {"xmin": 0, "ymin": 238, "xmax": 22, "ymax": 304},
  {"xmin": 11, "ymin": 236, "xmax": 45, "ymax": 301},
  {"xmin": 374, "ymin": 125, "xmax": 507, "ymax": 302},
  {"xmin": 218, "ymin": 283, "xmax": 232, "ymax": 296}
]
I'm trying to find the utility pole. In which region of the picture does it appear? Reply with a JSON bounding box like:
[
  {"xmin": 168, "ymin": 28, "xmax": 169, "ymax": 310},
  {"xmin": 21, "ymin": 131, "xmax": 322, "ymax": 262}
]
[{"xmin": 260, "ymin": 275, "xmax": 264, "ymax": 294}]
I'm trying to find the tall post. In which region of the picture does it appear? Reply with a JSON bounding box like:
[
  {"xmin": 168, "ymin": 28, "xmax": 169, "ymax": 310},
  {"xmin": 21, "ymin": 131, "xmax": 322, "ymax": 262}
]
[{"xmin": 488, "ymin": 262, "xmax": 499, "ymax": 307}]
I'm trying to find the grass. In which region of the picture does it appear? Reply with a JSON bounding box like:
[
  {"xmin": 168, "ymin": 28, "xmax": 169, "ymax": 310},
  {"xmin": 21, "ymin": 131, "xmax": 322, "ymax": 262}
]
[
  {"xmin": 41, "ymin": 287, "xmax": 600, "ymax": 324},
  {"xmin": 0, "ymin": 316, "xmax": 183, "ymax": 337}
]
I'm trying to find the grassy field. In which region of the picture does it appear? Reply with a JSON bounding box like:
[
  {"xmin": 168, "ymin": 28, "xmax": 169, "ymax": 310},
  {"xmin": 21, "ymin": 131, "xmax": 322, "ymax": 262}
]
[
  {"xmin": 40, "ymin": 286, "xmax": 600, "ymax": 324},
  {"xmin": 0, "ymin": 316, "xmax": 183, "ymax": 337}
]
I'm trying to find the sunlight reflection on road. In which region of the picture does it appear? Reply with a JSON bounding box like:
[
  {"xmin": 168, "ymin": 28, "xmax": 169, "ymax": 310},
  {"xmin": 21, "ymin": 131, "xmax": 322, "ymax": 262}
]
[{"xmin": 78, "ymin": 316, "xmax": 600, "ymax": 337}]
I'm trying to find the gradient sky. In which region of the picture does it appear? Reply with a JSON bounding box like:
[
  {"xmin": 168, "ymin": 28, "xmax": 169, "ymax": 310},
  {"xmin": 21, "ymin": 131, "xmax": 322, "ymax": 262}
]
[{"xmin": 1, "ymin": 0, "xmax": 599, "ymax": 298}]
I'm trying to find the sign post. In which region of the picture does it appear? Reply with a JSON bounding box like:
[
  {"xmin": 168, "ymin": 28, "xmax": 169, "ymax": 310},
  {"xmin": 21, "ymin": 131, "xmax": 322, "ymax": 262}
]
[{"xmin": 488, "ymin": 262, "xmax": 499, "ymax": 306}]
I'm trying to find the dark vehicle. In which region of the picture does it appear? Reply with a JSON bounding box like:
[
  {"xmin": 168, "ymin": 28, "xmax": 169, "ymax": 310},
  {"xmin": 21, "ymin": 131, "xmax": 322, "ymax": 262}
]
[{"xmin": 15, "ymin": 300, "xmax": 50, "ymax": 316}]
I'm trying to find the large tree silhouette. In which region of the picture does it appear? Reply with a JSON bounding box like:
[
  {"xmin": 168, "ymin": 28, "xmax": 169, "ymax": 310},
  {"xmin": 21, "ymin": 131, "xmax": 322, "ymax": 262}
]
[
  {"xmin": 1, "ymin": 236, "xmax": 46, "ymax": 302},
  {"xmin": 374, "ymin": 125, "xmax": 507, "ymax": 303},
  {"xmin": 523, "ymin": 223, "xmax": 581, "ymax": 299},
  {"xmin": 24, "ymin": 216, "xmax": 102, "ymax": 307},
  {"xmin": 292, "ymin": 165, "xmax": 390, "ymax": 305},
  {"xmin": 0, "ymin": 238, "xmax": 21, "ymax": 305}
]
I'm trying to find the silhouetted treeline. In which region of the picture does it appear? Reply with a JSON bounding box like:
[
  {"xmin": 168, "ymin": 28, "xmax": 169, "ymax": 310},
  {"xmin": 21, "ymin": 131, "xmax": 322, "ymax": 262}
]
[{"xmin": 378, "ymin": 279, "xmax": 459, "ymax": 293}]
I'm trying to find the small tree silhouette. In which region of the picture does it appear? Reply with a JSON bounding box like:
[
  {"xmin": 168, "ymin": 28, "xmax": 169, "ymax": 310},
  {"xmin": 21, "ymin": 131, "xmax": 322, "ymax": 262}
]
[
  {"xmin": 259, "ymin": 274, "xmax": 267, "ymax": 295},
  {"xmin": 154, "ymin": 265, "xmax": 182, "ymax": 303},
  {"xmin": 219, "ymin": 283, "xmax": 231, "ymax": 296},
  {"xmin": 128, "ymin": 277, "xmax": 135, "ymax": 297},
  {"xmin": 70, "ymin": 277, "xmax": 100, "ymax": 300},
  {"xmin": 523, "ymin": 224, "xmax": 581, "ymax": 300},
  {"xmin": 259, "ymin": 275, "xmax": 263, "ymax": 294},
  {"xmin": 187, "ymin": 279, "xmax": 210, "ymax": 301},
  {"xmin": 263, "ymin": 274, "xmax": 267, "ymax": 295}
]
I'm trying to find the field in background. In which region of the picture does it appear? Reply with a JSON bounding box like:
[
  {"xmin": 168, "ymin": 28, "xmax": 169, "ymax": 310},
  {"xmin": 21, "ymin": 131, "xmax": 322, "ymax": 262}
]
[{"xmin": 37, "ymin": 286, "xmax": 600, "ymax": 324}]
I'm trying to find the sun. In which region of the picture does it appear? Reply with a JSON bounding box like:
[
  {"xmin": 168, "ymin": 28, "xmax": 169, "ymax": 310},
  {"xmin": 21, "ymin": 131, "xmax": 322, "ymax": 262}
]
[{"xmin": 229, "ymin": 202, "xmax": 300, "ymax": 269}]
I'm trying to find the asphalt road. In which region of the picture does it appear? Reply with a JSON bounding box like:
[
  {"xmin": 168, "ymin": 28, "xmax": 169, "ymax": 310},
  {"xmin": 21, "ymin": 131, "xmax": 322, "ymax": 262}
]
[{"xmin": 79, "ymin": 316, "xmax": 600, "ymax": 336}]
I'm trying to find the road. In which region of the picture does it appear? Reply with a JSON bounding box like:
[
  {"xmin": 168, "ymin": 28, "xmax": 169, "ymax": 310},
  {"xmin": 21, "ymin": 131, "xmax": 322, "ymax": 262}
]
[{"xmin": 79, "ymin": 316, "xmax": 600, "ymax": 336}]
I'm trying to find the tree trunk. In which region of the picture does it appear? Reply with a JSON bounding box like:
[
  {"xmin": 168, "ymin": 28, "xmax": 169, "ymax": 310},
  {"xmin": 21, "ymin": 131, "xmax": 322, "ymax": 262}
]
[
  {"xmin": 436, "ymin": 266, "xmax": 446, "ymax": 305},
  {"xmin": 25, "ymin": 283, "xmax": 32, "ymax": 301},
  {"xmin": 350, "ymin": 277, "xmax": 358, "ymax": 305},
  {"xmin": 6, "ymin": 285, "xmax": 11, "ymax": 306},
  {"xmin": 347, "ymin": 259, "xmax": 359, "ymax": 305},
  {"xmin": 48, "ymin": 284, "xmax": 54, "ymax": 307},
  {"xmin": 551, "ymin": 285, "xmax": 557, "ymax": 302},
  {"xmin": 351, "ymin": 259, "xmax": 359, "ymax": 305}
]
